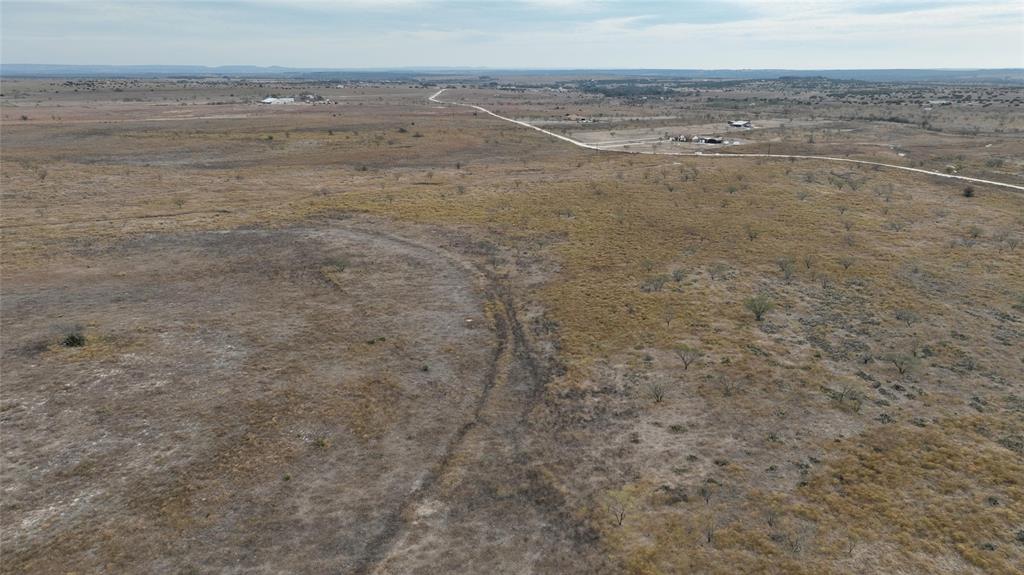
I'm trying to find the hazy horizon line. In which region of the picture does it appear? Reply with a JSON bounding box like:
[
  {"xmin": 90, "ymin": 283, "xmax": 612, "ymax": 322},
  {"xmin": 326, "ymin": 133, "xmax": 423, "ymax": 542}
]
[{"xmin": 5, "ymin": 63, "xmax": 1023, "ymax": 71}]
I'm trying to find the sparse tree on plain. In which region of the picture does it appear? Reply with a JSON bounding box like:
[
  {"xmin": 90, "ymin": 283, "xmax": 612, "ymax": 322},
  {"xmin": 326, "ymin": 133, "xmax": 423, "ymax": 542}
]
[
  {"xmin": 674, "ymin": 344, "xmax": 703, "ymax": 370},
  {"xmin": 604, "ymin": 492, "xmax": 631, "ymax": 526},
  {"xmin": 662, "ymin": 304, "xmax": 677, "ymax": 328},
  {"xmin": 885, "ymin": 352, "xmax": 920, "ymax": 375}
]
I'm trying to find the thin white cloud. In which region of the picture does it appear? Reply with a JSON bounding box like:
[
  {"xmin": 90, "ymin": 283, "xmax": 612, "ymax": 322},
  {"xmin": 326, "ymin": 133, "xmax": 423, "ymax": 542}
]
[{"xmin": 2, "ymin": 0, "xmax": 1021, "ymax": 68}]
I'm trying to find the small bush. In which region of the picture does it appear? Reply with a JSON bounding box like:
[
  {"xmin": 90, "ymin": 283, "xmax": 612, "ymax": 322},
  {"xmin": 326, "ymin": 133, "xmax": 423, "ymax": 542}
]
[
  {"xmin": 963, "ymin": 186, "xmax": 975, "ymax": 198},
  {"xmin": 776, "ymin": 257, "xmax": 795, "ymax": 281},
  {"xmin": 646, "ymin": 381, "xmax": 667, "ymax": 403},
  {"xmin": 640, "ymin": 275, "xmax": 669, "ymax": 293},
  {"xmin": 709, "ymin": 263, "xmax": 730, "ymax": 280},
  {"xmin": 894, "ymin": 309, "xmax": 919, "ymax": 327},
  {"xmin": 61, "ymin": 328, "xmax": 86, "ymax": 347},
  {"xmin": 744, "ymin": 294, "xmax": 775, "ymax": 321},
  {"xmin": 1011, "ymin": 294, "xmax": 1024, "ymax": 313}
]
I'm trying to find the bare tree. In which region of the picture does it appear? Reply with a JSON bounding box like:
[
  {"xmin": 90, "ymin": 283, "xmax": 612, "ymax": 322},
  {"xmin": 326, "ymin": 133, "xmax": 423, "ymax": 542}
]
[
  {"xmin": 661, "ymin": 304, "xmax": 677, "ymax": 328},
  {"xmin": 704, "ymin": 516, "xmax": 717, "ymax": 545},
  {"xmin": 604, "ymin": 492, "xmax": 631, "ymax": 526},
  {"xmin": 646, "ymin": 381, "xmax": 667, "ymax": 403}
]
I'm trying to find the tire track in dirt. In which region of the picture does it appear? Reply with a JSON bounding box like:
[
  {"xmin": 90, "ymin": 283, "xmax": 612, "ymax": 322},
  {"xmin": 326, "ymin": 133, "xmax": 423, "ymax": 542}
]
[
  {"xmin": 335, "ymin": 222, "xmax": 557, "ymax": 574},
  {"xmin": 340, "ymin": 221, "xmax": 595, "ymax": 574},
  {"xmin": 349, "ymin": 297, "xmax": 511, "ymax": 575},
  {"xmin": 0, "ymin": 209, "xmax": 234, "ymax": 229}
]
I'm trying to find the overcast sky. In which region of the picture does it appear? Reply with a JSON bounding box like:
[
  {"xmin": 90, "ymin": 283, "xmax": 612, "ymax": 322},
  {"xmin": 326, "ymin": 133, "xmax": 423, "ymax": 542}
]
[{"xmin": 2, "ymin": 0, "xmax": 1022, "ymax": 69}]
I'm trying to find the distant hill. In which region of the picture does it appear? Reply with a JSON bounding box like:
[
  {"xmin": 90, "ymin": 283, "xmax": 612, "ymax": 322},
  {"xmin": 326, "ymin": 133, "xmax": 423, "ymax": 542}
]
[{"xmin": 2, "ymin": 64, "xmax": 1021, "ymax": 83}]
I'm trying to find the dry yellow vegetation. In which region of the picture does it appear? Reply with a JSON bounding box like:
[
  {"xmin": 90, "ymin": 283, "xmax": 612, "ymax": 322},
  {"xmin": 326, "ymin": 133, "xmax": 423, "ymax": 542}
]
[{"xmin": 2, "ymin": 78, "xmax": 1022, "ymax": 573}]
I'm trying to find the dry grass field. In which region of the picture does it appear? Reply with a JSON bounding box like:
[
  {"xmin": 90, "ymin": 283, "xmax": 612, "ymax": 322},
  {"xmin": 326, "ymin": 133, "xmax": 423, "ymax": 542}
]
[{"xmin": 2, "ymin": 76, "xmax": 1023, "ymax": 574}]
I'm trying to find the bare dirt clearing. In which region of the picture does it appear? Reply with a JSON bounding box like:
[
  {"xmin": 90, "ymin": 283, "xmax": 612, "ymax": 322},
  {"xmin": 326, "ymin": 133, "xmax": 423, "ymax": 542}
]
[{"xmin": 1, "ymin": 221, "xmax": 507, "ymax": 573}]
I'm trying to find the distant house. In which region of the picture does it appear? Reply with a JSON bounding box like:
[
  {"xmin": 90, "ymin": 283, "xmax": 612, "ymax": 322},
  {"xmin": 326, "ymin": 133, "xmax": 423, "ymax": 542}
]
[
  {"xmin": 260, "ymin": 97, "xmax": 294, "ymax": 105},
  {"xmin": 693, "ymin": 136, "xmax": 725, "ymax": 144},
  {"xmin": 565, "ymin": 114, "xmax": 595, "ymax": 123},
  {"xmin": 728, "ymin": 120, "xmax": 752, "ymax": 128}
]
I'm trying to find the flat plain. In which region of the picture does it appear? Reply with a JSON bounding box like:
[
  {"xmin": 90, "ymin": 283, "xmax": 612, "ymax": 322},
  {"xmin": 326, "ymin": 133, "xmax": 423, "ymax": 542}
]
[{"xmin": 2, "ymin": 75, "xmax": 1023, "ymax": 574}]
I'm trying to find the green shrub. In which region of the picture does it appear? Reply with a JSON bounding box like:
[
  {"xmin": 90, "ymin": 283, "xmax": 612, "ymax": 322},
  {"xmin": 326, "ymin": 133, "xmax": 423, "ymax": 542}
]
[
  {"xmin": 744, "ymin": 294, "xmax": 774, "ymax": 321},
  {"xmin": 61, "ymin": 328, "xmax": 86, "ymax": 347}
]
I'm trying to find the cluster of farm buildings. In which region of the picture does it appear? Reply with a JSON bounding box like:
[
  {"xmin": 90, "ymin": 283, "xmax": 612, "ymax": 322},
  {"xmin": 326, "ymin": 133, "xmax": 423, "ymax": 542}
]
[
  {"xmin": 259, "ymin": 93, "xmax": 331, "ymax": 105},
  {"xmin": 669, "ymin": 120, "xmax": 752, "ymax": 144}
]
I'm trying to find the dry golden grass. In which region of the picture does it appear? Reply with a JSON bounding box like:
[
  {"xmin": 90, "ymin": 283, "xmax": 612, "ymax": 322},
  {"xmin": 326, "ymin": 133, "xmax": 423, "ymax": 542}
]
[{"xmin": 2, "ymin": 82, "xmax": 1022, "ymax": 573}]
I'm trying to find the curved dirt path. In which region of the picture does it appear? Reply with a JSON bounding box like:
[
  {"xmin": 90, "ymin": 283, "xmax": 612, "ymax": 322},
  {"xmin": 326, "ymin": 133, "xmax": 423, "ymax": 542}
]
[
  {"xmin": 429, "ymin": 89, "xmax": 1024, "ymax": 192},
  {"xmin": 352, "ymin": 227, "xmax": 589, "ymax": 575}
]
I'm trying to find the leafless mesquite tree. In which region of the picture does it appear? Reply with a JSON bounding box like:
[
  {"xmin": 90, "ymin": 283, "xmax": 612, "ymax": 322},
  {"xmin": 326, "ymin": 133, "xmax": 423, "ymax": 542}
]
[{"xmin": 646, "ymin": 381, "xmax": 667, "ymax": 403}]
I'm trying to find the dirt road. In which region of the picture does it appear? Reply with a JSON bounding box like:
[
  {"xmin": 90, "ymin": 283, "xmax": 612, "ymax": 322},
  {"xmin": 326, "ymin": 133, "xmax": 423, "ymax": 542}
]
[{"xmin": 429, "ymin": 89, "xmax": 1024, "ymax": 192}]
